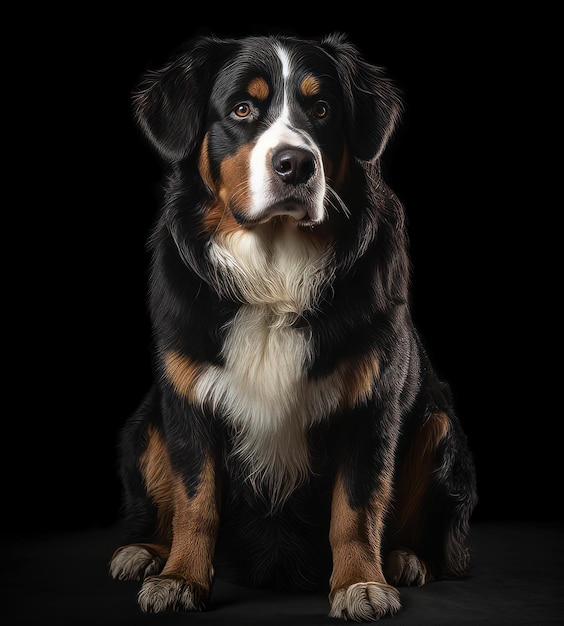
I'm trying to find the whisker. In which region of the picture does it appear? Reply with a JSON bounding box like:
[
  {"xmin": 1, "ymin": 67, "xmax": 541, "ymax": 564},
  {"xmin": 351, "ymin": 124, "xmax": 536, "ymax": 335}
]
[
  {"xmin": 325, "ymin": 185, "xmax": 351, "ymax": 219},
  {"xmin": 229, "ymin": 181, "xmax": 252, "ymax": 213}
]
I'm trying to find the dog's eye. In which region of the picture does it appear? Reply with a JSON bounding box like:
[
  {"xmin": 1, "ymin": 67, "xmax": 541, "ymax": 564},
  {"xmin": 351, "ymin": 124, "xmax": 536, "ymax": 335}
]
[
  {"xmin": 313, "ymin": 100, "xmax": 329, "ymax": 119},
  {"xmin": 233, "ymin": 102, "xmax": 252, "ymax": 118}
]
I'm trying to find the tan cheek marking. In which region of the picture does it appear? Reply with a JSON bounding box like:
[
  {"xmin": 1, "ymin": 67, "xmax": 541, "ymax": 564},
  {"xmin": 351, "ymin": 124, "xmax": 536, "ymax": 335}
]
[
  {"xmin": 334, "ymin": 142, "xmax": 350, "ymax": 190},
  {"xmin": 198, "ymin": 133, "xmax": 216, "ymax": 192},
  {"xmin": 218, "ymin": 144, "xmax": 253, "ymax": 215},
  {"xmin": 322, "ymin": 143, "xmax": 350, "ymax": 191},
  {"xmin": 390, "ymin": 411, "xmax": 451, "ymax": 544},
  {"xmin": 202, "ymin": 201, "xmax": 242, "ymax": 236},
  {"xmin": 163, "ymin": 350, "xmax": 203, "ymax": 401},
  {"xmin": 140, "ymin": 425, "xmax": 175, "ymax": 542},
  {"xmin": 161, "ymin": 453, "xmax": 220, "ymax": 590},
  {"xmin": 247, "ymin": 77, "xmax": 269, "ymax": 101},
  {"xmin": 329, "ymin": 469, "xmax": 390, "ymax": 597},
  {"xmin": 196, "ymin": 133, "xmax": 245, "ymax": 236},
  {"xmin": 300, "ymin": 74, "xmax": 321, "ymax": 97}
]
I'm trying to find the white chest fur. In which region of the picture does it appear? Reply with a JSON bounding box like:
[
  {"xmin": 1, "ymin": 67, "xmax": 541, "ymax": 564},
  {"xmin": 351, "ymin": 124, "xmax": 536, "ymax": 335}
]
[{"xmin": 196, "ymin": 221, "xmax": 343, "ymax": 505}]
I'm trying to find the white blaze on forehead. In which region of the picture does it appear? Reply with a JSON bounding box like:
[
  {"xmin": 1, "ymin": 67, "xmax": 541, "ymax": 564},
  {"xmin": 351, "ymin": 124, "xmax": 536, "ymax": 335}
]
[
  {"xmin": 277, "ymin": 44, "xmax": 291, "ymax": 79},
  {"xmin": 274, "ymin": 44, "xmax": 291, "ymax": 127},
  {"xmin": 247, "ymin": 44, "xmax": 326, "ymax": 222},
  {"xmin": 277, "ymin": 44, "xmax": 291, "ymax": 113}
]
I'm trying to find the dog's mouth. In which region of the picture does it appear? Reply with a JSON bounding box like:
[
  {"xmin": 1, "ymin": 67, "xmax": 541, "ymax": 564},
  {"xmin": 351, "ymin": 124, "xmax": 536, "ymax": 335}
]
[{"xmin": 233, "ymin": 201, "xmax": 322, "ymax": 228}]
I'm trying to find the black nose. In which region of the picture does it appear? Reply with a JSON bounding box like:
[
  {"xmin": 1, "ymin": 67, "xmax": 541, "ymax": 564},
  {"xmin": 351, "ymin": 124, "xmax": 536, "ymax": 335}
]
[{"xmin": 271, "ymin": 147, "xmax": 315, "ymax": 185}]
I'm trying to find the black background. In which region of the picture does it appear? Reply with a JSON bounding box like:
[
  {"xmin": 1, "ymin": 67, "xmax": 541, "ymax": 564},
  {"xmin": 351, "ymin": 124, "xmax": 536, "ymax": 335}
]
[{"xmin": 8, "ymin": 9, "xmax": 558, "ymax": 534}]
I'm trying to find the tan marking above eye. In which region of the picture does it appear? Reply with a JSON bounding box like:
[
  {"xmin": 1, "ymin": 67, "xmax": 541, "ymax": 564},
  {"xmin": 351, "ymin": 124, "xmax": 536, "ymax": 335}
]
[
  {"xmin": 301, "ymin": 75, "xmax": 321, "ymax": 97},
  {"xmin": 247, "ymin": 76, "xmax": 269, "ymax": 100}
]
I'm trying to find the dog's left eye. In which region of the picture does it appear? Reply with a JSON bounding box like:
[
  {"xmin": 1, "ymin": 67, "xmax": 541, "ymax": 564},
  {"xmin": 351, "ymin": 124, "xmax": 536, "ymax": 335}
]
[
  {"xmin": 233, "ymin": 102, "xmax": 252, "ymax": 118},
  {"xmin": 312, "ymin": 100, "xmax": 330, "ymax": 119}
]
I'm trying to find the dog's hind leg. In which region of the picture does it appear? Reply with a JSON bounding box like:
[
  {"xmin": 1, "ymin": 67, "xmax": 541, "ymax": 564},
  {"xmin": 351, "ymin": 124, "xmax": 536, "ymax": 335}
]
[
  {"xmin": 110, "ymin": 387, "xmax": 220, "ymax": 611},
  {"xmin": 110, "ymin": 387, "xmax": 172, "ymax": 582},
  {"xmin": 386, "ymin": 408, "xmax": 477, "ymax": 585}
]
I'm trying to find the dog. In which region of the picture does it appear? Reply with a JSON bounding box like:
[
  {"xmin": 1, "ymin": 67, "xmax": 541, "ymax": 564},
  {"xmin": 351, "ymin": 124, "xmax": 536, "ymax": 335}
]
[{"xmin": 109, "ymin": 32, "xmax": 478, "ymax": 622}]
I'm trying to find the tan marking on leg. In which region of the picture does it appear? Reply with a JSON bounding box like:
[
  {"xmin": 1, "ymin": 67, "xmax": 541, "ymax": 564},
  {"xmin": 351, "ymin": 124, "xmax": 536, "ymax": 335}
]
[
  {"xmin": 391, "ymin": 411, "xmax": 450, "ymax": 545},
  {"xmin": 140, "ymin": 425, "xmax": 175, "ymax": 542},
  {"xmin": 111, "ymin": 429, "xmax": 178, "ymax": 582},
  {"xmin": 160, "ymin": 453, "xmax": 220, "ymax": 590},
  {"xmin": 329, "ymin": 467, "xmax": 392, "ymax": 599}
]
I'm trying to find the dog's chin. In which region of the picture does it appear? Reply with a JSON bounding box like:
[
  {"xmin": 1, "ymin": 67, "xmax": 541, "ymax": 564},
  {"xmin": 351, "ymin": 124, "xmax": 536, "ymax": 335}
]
[{"xmin": 233, "ymin": 202, "xmax": 322, "ymax": 229}]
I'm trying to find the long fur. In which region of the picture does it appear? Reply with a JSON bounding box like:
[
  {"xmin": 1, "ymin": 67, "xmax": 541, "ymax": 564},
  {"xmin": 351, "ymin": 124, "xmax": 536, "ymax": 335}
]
[{"xmin": 110, "ymin": 32, "xmax": 478, "ymax": 622}]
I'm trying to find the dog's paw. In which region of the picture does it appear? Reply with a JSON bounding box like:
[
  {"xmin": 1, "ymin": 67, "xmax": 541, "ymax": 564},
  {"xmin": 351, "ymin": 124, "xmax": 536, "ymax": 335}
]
[
  {"xmin": 385, "ymin": 548, "xmax": 432, "ymax": 586},
  {"xmin": 109, "ymin": 545, "xmax": 165, "ymax": 581},
  {"xmin": 138, "ymin": 575, "xmax": 209, "ymax": 613},
  {"xmin": 329, "ymin": 581, "xmax": 401, "ymax": 622}
]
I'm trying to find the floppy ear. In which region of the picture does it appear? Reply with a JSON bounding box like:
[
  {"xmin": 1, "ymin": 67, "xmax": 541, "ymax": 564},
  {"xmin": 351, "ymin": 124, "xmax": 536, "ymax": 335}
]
[
  {"xmin": 321, "ymin": 33, "xmax": 403, "ymax": 162},
  {"xmin": 132, "ymin": 36, "xmax": 225, "ymax": 162}
]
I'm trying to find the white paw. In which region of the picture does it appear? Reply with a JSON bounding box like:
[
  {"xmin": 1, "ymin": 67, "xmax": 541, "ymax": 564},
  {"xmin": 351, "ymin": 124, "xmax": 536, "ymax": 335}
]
[
  {"xmin": 109, "ymin": 545, "xmax": 164, "ymax": 581},
  {"xmin": 329, "ymin": 581, "xmax": 401, "ymax": 622},
  {"xmin": 138, "ymin": 575, "xmax": 208, "ymax": 613}
]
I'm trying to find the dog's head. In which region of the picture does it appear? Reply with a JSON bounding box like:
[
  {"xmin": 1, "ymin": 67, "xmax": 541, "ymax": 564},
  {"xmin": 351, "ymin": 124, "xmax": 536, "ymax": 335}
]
[{"xmin": 133, "ymin": 33, "xmax": 402, "ymax": 231}]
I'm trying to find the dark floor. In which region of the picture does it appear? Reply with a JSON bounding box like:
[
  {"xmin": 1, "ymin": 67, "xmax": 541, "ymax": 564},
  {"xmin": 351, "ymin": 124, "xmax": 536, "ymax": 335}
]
[{"xmin": 4, "ymin": 521, "xmax": 563, "ymax": 625}]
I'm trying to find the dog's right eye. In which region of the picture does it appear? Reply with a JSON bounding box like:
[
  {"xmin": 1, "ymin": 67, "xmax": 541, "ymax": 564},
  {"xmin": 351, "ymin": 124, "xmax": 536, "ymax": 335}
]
[{"xmin": 233, "ymin": 102, "xmax": 252, "ymax": 118}]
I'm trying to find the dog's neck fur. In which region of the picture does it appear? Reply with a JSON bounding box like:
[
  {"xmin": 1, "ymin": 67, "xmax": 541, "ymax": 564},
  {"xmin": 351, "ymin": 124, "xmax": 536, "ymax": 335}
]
[{"xmin": 207, "ymin": 218, "xmax": 333, "ymax": 322}]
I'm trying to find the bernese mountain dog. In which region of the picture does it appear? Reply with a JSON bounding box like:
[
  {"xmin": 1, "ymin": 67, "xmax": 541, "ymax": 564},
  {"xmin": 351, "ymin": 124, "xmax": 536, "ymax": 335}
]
[{"xmin": 109, "ymin": 32, "xmax": 478, "ymax": 622}]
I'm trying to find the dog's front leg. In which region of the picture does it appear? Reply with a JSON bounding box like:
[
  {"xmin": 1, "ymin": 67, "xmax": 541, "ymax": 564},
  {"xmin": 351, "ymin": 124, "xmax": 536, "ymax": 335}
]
[
  {"xmin": 328, "ymin": 465, "xmax": 401, "ymax": 621},
  {"xmin": 138, "ymin": 451, "xmax": 220, "ymax": 613}
]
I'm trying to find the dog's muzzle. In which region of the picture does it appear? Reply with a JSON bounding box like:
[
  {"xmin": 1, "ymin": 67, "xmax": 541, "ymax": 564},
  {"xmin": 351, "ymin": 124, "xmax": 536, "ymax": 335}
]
[
  {"xmin": 243, "ymin": 133, "xmax": 326, "ymax": 226},
  {"xmin": 254, "ymin": 145, "xmax": 323, "ymax": 225}
]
